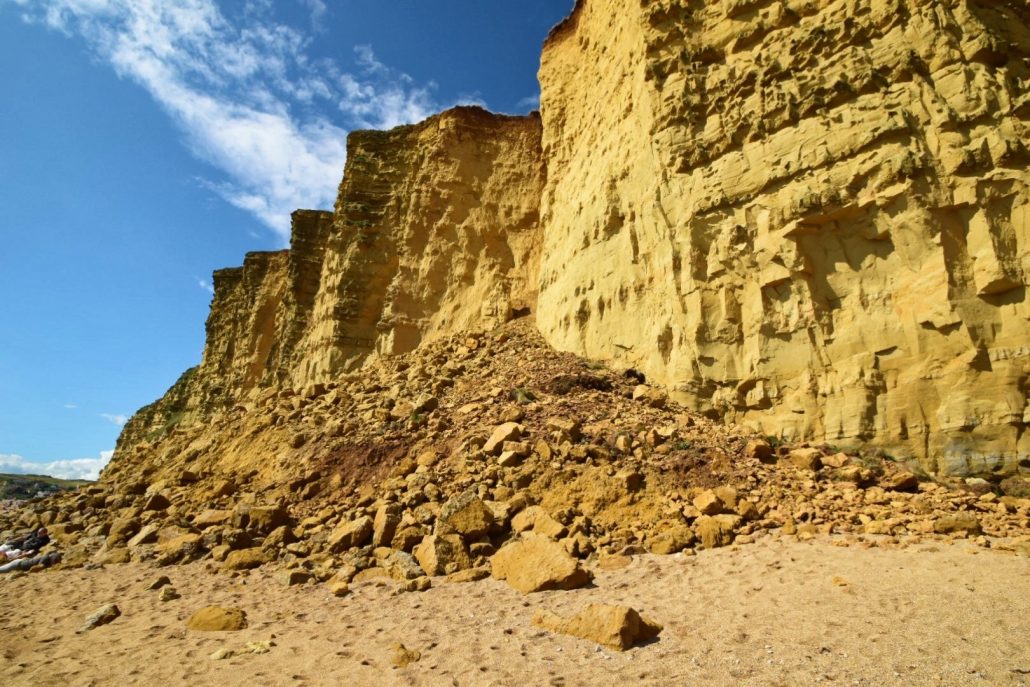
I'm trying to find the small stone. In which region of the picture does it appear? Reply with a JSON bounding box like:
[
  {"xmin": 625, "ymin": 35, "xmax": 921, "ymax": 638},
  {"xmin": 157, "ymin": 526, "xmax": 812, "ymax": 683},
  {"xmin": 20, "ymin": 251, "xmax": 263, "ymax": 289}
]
[
  {"xmin": 632, "ymin": 385, "xmax": 668, "ymax": 408},
  {"xmin": 327, "ymin": 515, "xmax": 374, "ymax": 552},
  {"xmin": 391, "ymin": 643, "xmax": 422, "ymax": 667},
  {"xmin": 186, "ymin": 606, "xmax": 248, "ymax": 632},
  {"xmin": 788, "ymin": 448, "xmax": 823, "ymax": 471},
  {"xmin": 159, "ymin": 587, "xmax": 181, "ymax": 602},
  {"xmin": 372, "ymin": 503, "xmax": 402, "ymax": 548},
  {"xmin": 648, "ymin": 525, "xmax": 696, "ymax": 555},
  {"xmin": 79, "ymin": 603, "xmax": 121, "ymax": 633},
  {"xmin": 144, "ymin": 493, "xmax": 171, "ymax": 511},
  {"xmin": 209, "ymin": 648, "xmax": 235, "ymax": 661},
  {"xmin": 483, "ymin": 423, "xmax": 523, "ymax": 455},
  {"xmin": 445, "ymin": 567, "xmax": 491, "ymax": 583},
  {"xmin": 327, "ymin": 576, "xmax": 351, "ymax": 597},
  {"xmin": 511, "ymin": 506, "xmax": 567, "ymax": 539},
  {"xmin": 692, "ymin": 490, "xmax": 723, "ymax": 516},
  {"xmin": 883, "ymin": 472, "xmax": 920, "ymax": 492},
  {"xmin": 145, "ymin": 575, "xmax": 172, "ymax": 591},
  {"xmin": 745, "ymin": 439, "xmax": 774, "ymax": 463},
  {"xmin": 278, "ymin": 570, "xmax": 311, "ymax": 587},
  {"xmin": 222, "ymin": 547, "xmax": 269, "ymax": 571}
]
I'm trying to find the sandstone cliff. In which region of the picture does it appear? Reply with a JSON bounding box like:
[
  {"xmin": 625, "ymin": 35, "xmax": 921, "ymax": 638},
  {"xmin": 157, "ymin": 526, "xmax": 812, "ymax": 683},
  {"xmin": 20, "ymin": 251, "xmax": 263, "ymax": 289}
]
[
  {"xmin": 536, "ymin": 0, "xmax": 1029, "ymax": 475},
  {"xmin": 117, "ymin": 0, "xmax": 1027, "ymax": 478}
]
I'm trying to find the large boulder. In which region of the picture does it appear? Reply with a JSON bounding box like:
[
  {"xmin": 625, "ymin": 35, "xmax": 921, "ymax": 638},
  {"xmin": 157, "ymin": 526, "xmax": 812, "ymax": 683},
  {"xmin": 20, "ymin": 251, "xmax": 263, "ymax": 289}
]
[
  {"xmin": 532, "ymin": 604, "xmax": 662, "ymax": 650},
  {"xmin": 491, "ymin": 537, "xmax": 592, "ymax": 593}
]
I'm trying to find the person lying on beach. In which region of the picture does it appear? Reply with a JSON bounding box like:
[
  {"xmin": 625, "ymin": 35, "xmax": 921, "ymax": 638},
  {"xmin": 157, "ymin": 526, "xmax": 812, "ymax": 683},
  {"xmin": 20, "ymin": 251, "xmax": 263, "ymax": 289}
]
[
  {"xmin": 0, "ymin": 550, "xmax": 61, "ymax": 574},
  {"xmin": 0, "ymin": 528, "xmax": 50, "ymax": 562}
]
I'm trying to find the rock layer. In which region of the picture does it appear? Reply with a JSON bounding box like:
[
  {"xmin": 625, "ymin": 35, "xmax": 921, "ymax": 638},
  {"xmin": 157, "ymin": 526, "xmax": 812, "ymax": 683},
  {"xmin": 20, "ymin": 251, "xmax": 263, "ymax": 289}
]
[
  {"xmin": 536, "ymin": 0, "xmax": 1029, "ymax": 475},
  {"xmin": 115, "ymin": 0, "xmax": 1027, "ymax": 477}
]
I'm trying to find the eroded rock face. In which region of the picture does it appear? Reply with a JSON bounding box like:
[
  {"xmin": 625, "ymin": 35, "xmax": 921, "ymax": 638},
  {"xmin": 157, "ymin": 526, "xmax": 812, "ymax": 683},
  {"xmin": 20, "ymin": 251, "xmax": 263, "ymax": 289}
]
[
  {"xmin": 111, "ymin": 1, "xmax": 1027, "ymax": 478},
  {"xmin": 536, "ymin": 0, "xmax": 1029, "ymax": 475}
]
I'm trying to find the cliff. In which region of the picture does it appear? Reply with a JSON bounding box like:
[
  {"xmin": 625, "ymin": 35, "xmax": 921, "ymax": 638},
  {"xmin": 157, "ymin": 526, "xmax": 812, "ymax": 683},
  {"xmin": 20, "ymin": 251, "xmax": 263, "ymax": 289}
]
[
  {"xmin": 115, "ymin": 0, "xmax": 1027, "ymax": 479},
  {"xmin": 536, "ymin": 0, "xmax": 1029, "ymax": 475}
]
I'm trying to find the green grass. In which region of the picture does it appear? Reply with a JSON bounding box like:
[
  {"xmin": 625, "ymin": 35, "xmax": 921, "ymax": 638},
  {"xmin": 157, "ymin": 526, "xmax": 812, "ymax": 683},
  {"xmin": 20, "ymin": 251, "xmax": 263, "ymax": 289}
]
[{"xmin": 0, "ymin": 473, "xmax": 91, "ymax": 500}]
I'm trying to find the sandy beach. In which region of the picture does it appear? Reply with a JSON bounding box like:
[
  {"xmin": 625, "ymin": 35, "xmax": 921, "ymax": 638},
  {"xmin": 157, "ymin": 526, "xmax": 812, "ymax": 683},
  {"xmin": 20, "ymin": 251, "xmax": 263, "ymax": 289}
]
[{"xmin": 2, "ymin": 536, "xmax": 1028, "ymax": 687}]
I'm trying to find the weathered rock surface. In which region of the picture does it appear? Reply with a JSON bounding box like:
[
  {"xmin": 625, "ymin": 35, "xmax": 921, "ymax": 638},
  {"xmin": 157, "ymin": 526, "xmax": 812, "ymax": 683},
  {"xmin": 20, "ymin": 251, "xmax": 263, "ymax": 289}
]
[
  {"xmin": 536, "ymin": 0, "xmax": 1029, "ymax": 475},
  {"xmin": 491, "ymin": 536, "xmax": 592, "ymax": 593},
  {"xmin": 532, "ymin": 604, "xmax": 662, "ymax": 650},
  {"xmin": 186, "ymin": 606, "xmax": 248, "ymax": 632}
]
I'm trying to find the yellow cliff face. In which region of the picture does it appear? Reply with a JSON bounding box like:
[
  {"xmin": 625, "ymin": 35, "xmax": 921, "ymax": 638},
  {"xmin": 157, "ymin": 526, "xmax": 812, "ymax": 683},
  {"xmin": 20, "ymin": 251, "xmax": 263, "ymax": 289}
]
[
  {"xmin": 536, "ymin": 0, "xmax": 1029, "ymax": 475},
  {"xmin": 291, "ymin": 107, "xmax": 544, "ymax": 386},
  {"xmin": 115, "ymin": 1, "xmax": 1027, "ymax": 478}
]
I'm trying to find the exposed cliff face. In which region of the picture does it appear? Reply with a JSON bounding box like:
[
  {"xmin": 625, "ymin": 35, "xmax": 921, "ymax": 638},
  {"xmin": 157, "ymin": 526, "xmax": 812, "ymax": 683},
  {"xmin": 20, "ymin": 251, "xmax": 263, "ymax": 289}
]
[
  {"xmin": 290, "ymin": 107, "xmax": 544, "ymax": 386},
  {"xmin": 536, "ymin": 0, "xmax": 1029, "ymax": 475},
  {"xmin": 117, "ymin": 107, "xmax": 543, "ymax": 453},
  {"xmin": 116, "ymin": 0, "xmax": 1027, "ymax": 478}
]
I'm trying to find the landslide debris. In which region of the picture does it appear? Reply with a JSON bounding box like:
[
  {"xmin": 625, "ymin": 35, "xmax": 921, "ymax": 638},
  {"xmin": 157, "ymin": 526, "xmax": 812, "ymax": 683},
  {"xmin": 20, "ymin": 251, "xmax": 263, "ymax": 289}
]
[{"xmin": 2, "ymin": 320, "xmax": 1028, "ymax": 589}]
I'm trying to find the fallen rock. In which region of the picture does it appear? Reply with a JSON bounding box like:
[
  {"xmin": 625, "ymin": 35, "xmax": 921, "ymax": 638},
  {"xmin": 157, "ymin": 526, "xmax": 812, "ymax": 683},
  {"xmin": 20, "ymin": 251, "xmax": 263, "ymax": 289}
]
[
  {"xmin": 145, "ymin": 575, "xmax": 172, "ymax": 590},
  {"xmin": 437, "ymin": 492, "xmax": 494, "ymax": 538},
  {"xmin": 694, "ymin": 514, "xmax": 741, "ymax": 549},
  {"xmin": 445, "ymin": 567, "xmax": 490, "ymax": 583},
  {"xmin": 483, "ymin": 422, "xmax": 523, "ymax": 455},
  {"xmin": 883, "ymin": 472, "xmax": 920, "ymax": 491},
  {"xmin": 934, "ymin": 513, "xmax": 983, "ymax": 535},
  {"xmin": 491, "ymin": 536, "xmax": 592, "ymax": 593},
  {"xmin": 186, "ymin": 606, "xmax": 248, "ymax": 631},
  {"xmin": 391, "ymin": 642, "xmax": 422, "ymax": 667},
  {"xmin": 159, "ymin": 586, "xmax": 180, "ymax": 602},
  {"xmin": 532, "ymin": 604, "xmax": 662, "ymax": 650},
  {"xmin": 372, "ymin": 503, "xmax": 402, "ymax": 548},
  {"xmin": 278, "ymin": 570, "xmax": 311, "ymax": 586},
  {"xmin": 79, "ymin": 603, "xmax": 121, "ymax": 633},
  {"xmin": 511, "ymin": 506, "xmax": 567, "ymax": 539},
  {"xmin": 415, "ymin": 534, "xmax": 472, "ymax": 576},
  {"xmin": 222, "ymin": 547, "xmax": 269, "ymax": 571},
  {"xmin": 692, "ymin": 490, "xmax": 723, "ymax": 516},
  {"xmin": 648, "ymin": 524, "xmax": 696, "ymax": 554},
  {"xmin": 789, "ymin": 448, "xmax": 823, "ymax": 471},
  {"xmin": 327, "ymin": 515, "xmax": 374, "ymax": 552},
  {"xmin": 745, "ymin": 439, "xmax": 774, "ymax": 462}
]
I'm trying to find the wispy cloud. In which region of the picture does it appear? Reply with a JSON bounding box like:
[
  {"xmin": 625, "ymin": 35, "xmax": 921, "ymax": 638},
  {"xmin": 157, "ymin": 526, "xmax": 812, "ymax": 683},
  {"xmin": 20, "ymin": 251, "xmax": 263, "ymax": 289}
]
[
  {"xmin": 9, "ymin": 0, "xmax": 447, "ymax": 242},
  {"xmin": 516, "ymin": 93, "xmax": 540, "ymax": 111},
  {"xmin": 0, "ymin": 450, "xmax": 113, "ymax": 481},
  {"xmin": 194, "ymin": 275, "xmax": 215, "ymax": 295},
  {"xmin": 100, "ymin": 413, "xmax": 129, "ymax": 426},
  {"xmin": 63, "ymin": 403, "xmax": 78, "ymax": 409}
]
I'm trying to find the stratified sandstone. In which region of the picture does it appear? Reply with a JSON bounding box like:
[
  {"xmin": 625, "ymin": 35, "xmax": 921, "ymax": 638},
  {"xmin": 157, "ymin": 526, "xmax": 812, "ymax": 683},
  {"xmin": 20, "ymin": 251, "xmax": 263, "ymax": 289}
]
[
  {"xmin": 536, "ymin": 0, "xmax": 1029, "ymax": 475},
  {"xmin": 114, "ymin": 0, "xmax": 1027, "ymax": 482}
]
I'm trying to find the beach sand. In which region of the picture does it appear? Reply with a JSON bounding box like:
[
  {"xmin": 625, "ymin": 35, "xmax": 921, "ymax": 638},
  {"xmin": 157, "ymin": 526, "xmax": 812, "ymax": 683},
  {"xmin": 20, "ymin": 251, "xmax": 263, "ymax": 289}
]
[{"xmin": 2, "ymin": 536, "xmax": 1027, "ymax": 686}]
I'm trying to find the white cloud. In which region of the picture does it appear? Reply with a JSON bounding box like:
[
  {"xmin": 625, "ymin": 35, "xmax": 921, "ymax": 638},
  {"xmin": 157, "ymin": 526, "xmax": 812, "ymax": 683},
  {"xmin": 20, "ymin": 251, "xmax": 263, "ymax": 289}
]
[
  {"xmin": 100, "ymin": 413, "xmax": 129, "ymax": 426},
  {"xmin": 194, "ymin": 275, "xmax": 215, "ymax": 294},
  {"xmin": 298, "ymin": 0, "xmax": 326, "ymax": 28},
  {"xmin": 9, "ymin": 0, "xmax": 448, "ymax": 242},
  {"xmin": 516, "ymin": 93, "xmax": 540, "ymax": 111},
  {"xmin": 63, "ymin": 403, "xmax": 78, "ymax": 409},
  {"xmin": 0, "ymin": 450, "xmax": 113, "ymax": 481}
]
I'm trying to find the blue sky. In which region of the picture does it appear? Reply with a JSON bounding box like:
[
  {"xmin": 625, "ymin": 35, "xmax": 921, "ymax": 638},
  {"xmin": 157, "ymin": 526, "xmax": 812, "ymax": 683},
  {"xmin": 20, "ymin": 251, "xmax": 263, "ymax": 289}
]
[{"xmin": 0, "ymin": 0, "xmax": 572, "ymax": 479}]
